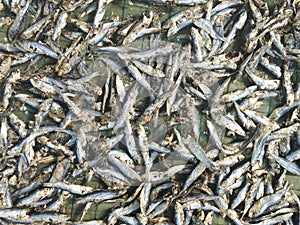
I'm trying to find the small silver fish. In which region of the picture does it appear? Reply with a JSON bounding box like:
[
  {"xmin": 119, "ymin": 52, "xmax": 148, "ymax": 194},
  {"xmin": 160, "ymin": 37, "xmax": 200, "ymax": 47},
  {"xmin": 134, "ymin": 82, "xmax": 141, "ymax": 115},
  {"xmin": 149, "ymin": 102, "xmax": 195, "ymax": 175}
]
[
  {"xmin": 7, "ymin": 0, "xmax": 30, "ymax": 41},
  {"xmin": 77, "ymin": 189, "xmax": 127, "ymax": 204},
  {"xmin": 52, "ymin": 10, "xmax": 68, "ymax": 41},
  {"xmin": 248, "ymin": 182, "xmax": 291, "ymax": 217}
]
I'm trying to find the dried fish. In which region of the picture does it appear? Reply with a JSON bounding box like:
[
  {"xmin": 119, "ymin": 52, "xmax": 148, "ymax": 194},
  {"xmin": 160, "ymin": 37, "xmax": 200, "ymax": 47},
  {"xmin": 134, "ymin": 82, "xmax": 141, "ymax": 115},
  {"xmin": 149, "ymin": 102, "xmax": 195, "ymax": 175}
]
[
  {"xmin": 52, "ymin": 10, "xmax": 68, "ymax": 41},
  {"xmin": 245, "ymin": 66, "xmax": 280, "ymax": 90},
  {"xmin": 9, "ymin": 113, "xmax": 27, "ymax": 138},
  {"xmin": 0, "ymin": 0, "xmax": 299, "ymax": 224},
  {"xmin": 43, "ymin": 182, "xmax": 94, "ymax": 195},
  {"xmin": 77, "ymin": 189, "xmax": 127, "ymax": 204},
  {"xmin": 7, "ymin": 0, "xmax": 30, "ymax": 41},
  {"xmin": 275, "ymin": 155, "xmax": 300, "ymax": 176},
  {"xmin": 222, "ymin": 85, "xmax": 257, "ymax": 103},
  {"xmin": 248, "ymin": 182, "xmax": 291, "ymax": 217}
]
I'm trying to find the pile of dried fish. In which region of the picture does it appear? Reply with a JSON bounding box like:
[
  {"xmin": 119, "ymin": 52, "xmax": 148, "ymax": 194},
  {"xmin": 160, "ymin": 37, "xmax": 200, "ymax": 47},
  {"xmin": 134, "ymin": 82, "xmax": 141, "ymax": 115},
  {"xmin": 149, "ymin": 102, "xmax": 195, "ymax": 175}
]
[{"xmin": 0, "ymin": 0, "xmax": 300, "ymax": 224}]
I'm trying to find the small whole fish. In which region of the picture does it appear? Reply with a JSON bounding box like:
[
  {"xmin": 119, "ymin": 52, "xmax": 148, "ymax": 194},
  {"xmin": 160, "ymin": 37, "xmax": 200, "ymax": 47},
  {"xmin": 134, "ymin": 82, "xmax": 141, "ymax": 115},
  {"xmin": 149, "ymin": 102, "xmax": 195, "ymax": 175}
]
[
  {"xmin": 0, "ymin": 0, "xmax": 299, "ymax": 224},
  {"xmin": 248, "ymin": 182, "xmax": 291, "ymax": 218}
]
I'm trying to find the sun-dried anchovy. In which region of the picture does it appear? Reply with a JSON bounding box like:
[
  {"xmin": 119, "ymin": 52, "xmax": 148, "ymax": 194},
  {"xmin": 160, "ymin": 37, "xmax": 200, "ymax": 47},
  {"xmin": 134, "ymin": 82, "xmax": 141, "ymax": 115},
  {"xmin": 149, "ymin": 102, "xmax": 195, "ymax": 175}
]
[{"xmin": 0, "ymin": 0, "xmax": 299, "ymax": 224}]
